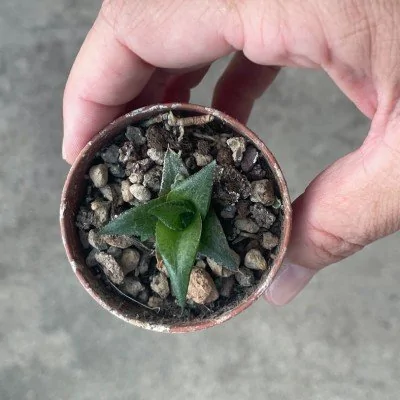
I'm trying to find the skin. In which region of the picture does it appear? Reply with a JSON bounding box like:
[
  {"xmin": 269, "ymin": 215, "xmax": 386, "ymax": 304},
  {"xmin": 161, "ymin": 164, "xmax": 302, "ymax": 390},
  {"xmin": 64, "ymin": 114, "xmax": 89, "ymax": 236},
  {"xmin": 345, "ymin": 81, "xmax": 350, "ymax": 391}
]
[{"xmin": 63, "ymin": 0, "xmax": 400, "ymax": 305}]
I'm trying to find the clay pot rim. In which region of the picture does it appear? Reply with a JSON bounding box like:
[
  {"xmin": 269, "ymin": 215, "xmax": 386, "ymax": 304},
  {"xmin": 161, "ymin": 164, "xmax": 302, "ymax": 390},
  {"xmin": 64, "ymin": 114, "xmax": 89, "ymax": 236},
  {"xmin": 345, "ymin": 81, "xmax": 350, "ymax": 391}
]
[{"xmin": 60, "ymin": 103, "xmax": 292, "ymax": 333}]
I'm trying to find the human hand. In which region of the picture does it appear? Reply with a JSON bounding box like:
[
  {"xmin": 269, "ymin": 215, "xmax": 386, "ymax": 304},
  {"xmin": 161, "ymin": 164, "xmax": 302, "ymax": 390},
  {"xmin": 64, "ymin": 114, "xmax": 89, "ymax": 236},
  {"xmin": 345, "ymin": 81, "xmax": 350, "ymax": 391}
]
[{"xmin": 63, "ymin": 0, "xmax": 400, "ymax": 305}]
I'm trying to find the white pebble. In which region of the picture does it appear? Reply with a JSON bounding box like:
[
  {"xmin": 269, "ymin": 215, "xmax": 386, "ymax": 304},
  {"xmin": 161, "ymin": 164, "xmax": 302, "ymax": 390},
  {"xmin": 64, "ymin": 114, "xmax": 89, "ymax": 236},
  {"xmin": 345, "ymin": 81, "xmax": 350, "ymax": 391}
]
[{"xmin": 89, "ymin": 164, "xmax": 108, "ymax": 188}]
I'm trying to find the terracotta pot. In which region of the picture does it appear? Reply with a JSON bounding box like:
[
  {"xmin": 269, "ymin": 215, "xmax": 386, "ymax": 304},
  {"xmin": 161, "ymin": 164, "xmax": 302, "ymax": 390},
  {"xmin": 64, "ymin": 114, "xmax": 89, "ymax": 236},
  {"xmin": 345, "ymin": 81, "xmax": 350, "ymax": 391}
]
[{"xmin": 60, "ymin": 103, "xmax": 292, "ymax": 333}]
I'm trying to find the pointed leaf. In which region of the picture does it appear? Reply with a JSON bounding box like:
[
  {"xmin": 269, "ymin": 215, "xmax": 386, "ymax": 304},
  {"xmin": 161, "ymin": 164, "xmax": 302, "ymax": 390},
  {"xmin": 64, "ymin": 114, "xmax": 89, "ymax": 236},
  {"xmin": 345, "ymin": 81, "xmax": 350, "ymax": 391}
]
[
  {"xmin": 159, "ymin": 149, "xmax": 188, "ymax": 195},
  {"xmin": 167, "ymin": 161, "xmax": 216, "ymax": 218},
  {"xmin": 148, "ymin": 200, "xmax": 196, "ymax": 231},
  {"xmin": 99, "ymin": 196, "xmax": 166, "ymax": 240},
  {"xmin": 156, "ymin": 212, "xmax": 202, "ymax": 307},
  {"xmin": 198, "ymin": 208, "xmax": 239, "ymax": 271}
]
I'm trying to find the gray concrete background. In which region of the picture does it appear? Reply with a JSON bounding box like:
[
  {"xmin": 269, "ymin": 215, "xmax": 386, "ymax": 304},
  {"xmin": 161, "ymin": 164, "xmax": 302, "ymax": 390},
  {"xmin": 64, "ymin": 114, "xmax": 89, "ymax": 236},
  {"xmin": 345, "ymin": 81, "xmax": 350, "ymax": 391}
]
[{"xmin": 1, "ymin": 1, "xmax": 399, "ymax": 399}]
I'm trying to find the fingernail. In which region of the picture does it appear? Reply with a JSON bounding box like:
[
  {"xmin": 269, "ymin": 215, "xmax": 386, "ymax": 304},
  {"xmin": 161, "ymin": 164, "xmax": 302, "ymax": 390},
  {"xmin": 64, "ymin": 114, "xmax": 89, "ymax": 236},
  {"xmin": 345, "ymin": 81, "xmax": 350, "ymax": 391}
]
[{"xmin": 265, "ymin": 260, "xmax": 316, "ymax": 305}]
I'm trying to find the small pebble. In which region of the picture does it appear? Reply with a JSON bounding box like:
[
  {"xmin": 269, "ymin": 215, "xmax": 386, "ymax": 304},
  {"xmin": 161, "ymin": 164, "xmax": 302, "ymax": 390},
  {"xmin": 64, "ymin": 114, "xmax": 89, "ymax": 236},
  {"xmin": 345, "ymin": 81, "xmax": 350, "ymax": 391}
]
[
  {"xmin": 250, "ymin": 179, "xmax": 275, "ymax": 205},
  {"xmin": 220, "ymin": 205, "xmax": 236, "ymax": 219},
  {"xmin": 216, "ymin": 147, "xmax": 233, "ymax": 166},
  {"xmin": 76, "ymin": 208, "xmax": 96, "ymax": 230},
  {"xmin": 220, "ymin": 276, "xmax": 235, "ymax": 297},
  {"xmin": 236, "ymin": 200, "xmax": 250, "ymax": 218},
  {"xmin": 120, "ymin": 248, "xmax": 141, "ymax": 275},
  {"xmin": 247, "ymin": 163, "xmax": 267, "ymax": 180},
  {"xmin": 101, "ymin": 145, "xmax": 120, "ymax": 164},
  {"xmin": 107, "ymin": 246, "xmax": 123, "ymax": 259},
  {"xmin": 89, "ymin": 164, "xmax": 108, "ymax": 188},
  {"xmin": 150, "ymin": 273, "xmax": 170, "ymax": 299},
  {"xmin": 86, "ymin": 248, "xmax": 99, "ymax": 267},
  {"xmin": 130, "ymin": 184, "xmax": 152, "ymax": 202},
  {"xmin": 241, "ymin": 145, "xmax": 259, "ymax": 172},
  {"xmin": 138, "ymin": 255, "xmax": 150, "ymax": 275},
  {"xmin": 234, "ymin": 218, "xmax": 260, "ymax": 233},
  {"xmin": 227, "ymin": 137, "xmax": 246, "ymax": 162},
  {"xmin": 102, "ymin": 234, "xmax": 136, "ymax": 249},
  {"xmin": 122, "ymin": 277, "xmax": 144, "ymax": 298},
  {"xmin": 187, "ymin": 267, "xmax": 219, "ymax": 304},
  {"xmin": 143, "ymin": 166, "xmax": 162, "ymax": 191},
  {"xmin": 250, "ymin": 203, "xmax": 276, "ymax": 229},
  {"xmin": 108, "ymin": 163, "xmax": 126, "ymax": 178},
  {"xmin": 184, "ymin": 156, "xmax": 197, "ymax": 170},
  {"xmin": 262, "ymin": 232, "xmax": 279, "ymax": 250},
  {"xmin": 95, "ymin": 252, "xmax": 125, "ymax": 284},
  {"xmin": 148, "ymin": 296, "xmax": 163, "ymax": 308},
  {"xmin": 193, "ymin": 152, "xmax": 213, "ymax": 167},
  {"xmin": 244, "ymin": 249, "xmax": 268, "ymax": 270},
  {"xmin": 146, "ymin": 125, "xmax": 167, "ymax": 151},
  {"xmin": 128, "ymin": 171, "xmax": 144, "ymax": 184},
  {"xmin": 121, "ymin": 180, "xmax": 134, "ymax": 202},
  {"xmin": 119, "ymin": 141, "xmax": 138, "ymax": 164},
  {"xmin": 235, "ymin": 267, "xmax": 255, "ymax": 287},
  {"xmin": 147, "ymin": 148, "xmax": 164, "ymax": 165},
  {"xmin": 79, "ymin": 230, "xmax": 89, "ymax": 249},
  {"xmin": 88, "ymin": 229, "xmax": 108, "ymax": 250},
  {"xmin": 137, "ymin": 288, "xmax": 149, "ymax": 303},
  {"xmin": 207, "ymin": 258, "xmax": 235, "ymax": 277},
  {"xmin": 99, "ymin": 185, "xmax": 114, "ymax": 201},
  {"xmin": 126, "ymin": 126, "xmax": 146, "ymax": 145},
  {"xmin": 90, "ymin": 200, "xmax": 110, "ymax": 226},
  {"xmin": 195, "ymin": 260, "xmax": 207, "ymax": 269}
]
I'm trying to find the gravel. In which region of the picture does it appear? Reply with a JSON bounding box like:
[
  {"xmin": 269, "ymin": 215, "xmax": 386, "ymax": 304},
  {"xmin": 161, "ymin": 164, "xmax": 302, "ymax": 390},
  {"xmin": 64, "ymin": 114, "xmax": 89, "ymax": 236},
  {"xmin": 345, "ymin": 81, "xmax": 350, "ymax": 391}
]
[
  {"xmin": 89, "ymin": 164, "xmax": 108, "ymax": 188},
  {"xmin": 234, "ymin": 218, "xmax": 260, "ymax": 233},
  {"xmin": 129, "ymin": 184, "xmax": 152, "ymax": 202},
  {"xmin": 250, "ymin": 179, "xmax": 275, "ymax": 205},
  {"xmin": 235, "ymin": 267, "xmax": 255, "ymax": 287},
  {"xmin": 244, "ymin": 249, "xmax": 268, "ymax": 270},
  {"xmin": 120, "ymin": 248, "xmax": 140, "ymax": 274},
  {"xmin": 95, "ymin": 252, "xmax": 125, "ymax": 284},
  {"xmin": 150, "ymin": 273, "xmax": 170, "ymax": 299},
  {"xmin": 187, "ymin": 267, "xmax": 219, "ymax": 304}
]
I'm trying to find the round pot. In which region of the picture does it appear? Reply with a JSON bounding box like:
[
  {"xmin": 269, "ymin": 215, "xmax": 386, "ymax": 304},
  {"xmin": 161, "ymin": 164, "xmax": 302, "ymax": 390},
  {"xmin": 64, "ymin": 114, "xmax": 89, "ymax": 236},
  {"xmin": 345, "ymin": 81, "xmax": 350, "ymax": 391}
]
[{"xmin": 60, "ymin": 103, "xmax": 292, "ymax": 333}]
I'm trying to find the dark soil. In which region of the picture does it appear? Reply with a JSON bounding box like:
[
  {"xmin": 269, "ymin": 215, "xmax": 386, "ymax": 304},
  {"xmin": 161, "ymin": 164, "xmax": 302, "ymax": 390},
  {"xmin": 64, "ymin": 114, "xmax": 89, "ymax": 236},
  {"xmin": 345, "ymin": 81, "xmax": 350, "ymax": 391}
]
[{"xmin": 75, "ymin": 111, "xmax": 284, "ymax": 323}]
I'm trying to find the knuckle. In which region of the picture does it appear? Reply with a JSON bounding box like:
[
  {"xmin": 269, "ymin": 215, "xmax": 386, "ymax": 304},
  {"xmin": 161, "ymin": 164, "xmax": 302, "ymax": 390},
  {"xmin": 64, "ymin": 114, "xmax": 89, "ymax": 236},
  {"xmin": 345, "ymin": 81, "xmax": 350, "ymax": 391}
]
[{"xmin": 307, "ymin": 221, "xmax": 364, "ymax": 268}]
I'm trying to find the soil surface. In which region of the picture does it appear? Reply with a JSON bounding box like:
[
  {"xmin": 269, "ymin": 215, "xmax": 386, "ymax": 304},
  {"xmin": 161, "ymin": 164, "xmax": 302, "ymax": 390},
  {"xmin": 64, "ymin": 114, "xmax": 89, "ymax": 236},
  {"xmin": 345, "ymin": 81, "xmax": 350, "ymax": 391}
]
[{"xmin": 75, "ymin": 111, "xmax": 283, "ymax": 323}]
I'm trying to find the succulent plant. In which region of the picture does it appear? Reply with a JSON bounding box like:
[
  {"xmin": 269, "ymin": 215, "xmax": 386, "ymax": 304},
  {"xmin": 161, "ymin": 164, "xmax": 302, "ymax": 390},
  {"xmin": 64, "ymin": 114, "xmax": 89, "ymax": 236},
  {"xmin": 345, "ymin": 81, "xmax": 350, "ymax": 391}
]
[{"xmin": 100, "ymin": 149, "xmax": 239, "ymax": 306}]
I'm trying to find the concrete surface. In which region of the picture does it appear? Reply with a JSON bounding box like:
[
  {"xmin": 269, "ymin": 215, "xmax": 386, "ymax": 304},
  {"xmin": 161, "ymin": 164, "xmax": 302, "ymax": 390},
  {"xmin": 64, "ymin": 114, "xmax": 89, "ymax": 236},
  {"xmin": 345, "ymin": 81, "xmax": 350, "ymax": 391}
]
[{"xmin": 1, "ymin": 1, "xmax": 399, "ymax": 399}]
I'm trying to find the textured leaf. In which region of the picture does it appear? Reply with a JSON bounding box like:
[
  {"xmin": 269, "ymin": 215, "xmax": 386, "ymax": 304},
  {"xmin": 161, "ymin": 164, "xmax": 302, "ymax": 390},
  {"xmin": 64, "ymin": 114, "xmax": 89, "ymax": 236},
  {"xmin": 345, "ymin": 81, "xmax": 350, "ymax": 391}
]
[
  {"xmin": 156, "ymin": 212, "xmax": 202, "ymax": 307},
  {"xmin": 148, "ymin": 200, "xmax": 196, "ymax": 231},
  {"xmin": 159, "ymin": 149, "xmax": 188, "ymax": 196},
  {"xmin": 167, "ymin": 161, "xmax": 216, "ymax": 218},
  {"xmin": 198, "ymin": 208, "xmax": 239, "ymax": 271},
  {"xmin": 99, "ymin": 196, "xmax": 166, "ymax": 240}
]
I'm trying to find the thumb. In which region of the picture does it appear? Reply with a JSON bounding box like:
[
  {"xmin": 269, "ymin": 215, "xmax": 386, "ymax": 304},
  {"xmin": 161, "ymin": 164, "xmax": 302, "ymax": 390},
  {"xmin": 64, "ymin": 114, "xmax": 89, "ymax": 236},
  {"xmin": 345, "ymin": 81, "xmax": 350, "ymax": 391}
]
[{"xmin": 265, "ymin": 108, "xmax": 400, "ymax": 305}]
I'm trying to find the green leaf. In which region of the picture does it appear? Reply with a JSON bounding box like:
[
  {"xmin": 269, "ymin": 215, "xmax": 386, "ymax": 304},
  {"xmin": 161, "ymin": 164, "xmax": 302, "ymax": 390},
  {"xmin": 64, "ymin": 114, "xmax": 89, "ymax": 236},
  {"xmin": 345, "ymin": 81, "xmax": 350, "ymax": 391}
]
[
  {"xmin": 148, "ymin": 200, "xmax": 196, "ymax": 231},
  {"xmin": 156, "ymin": 212, "xmax": 202, "ymax": 307},
  {"xmin": 159, "ymin": 149, "xmax": 188, "ymax": 196},
  {"xmin": 99, "ymin": 196, "xmax": 166, "ymax": 240},
  {"xmin": 167, "ymin": 161, "xmax": 216, "ymax": 219},
  {"xmin": 198, "ymin": 208, "xmax": 239, "ymax": 271}
]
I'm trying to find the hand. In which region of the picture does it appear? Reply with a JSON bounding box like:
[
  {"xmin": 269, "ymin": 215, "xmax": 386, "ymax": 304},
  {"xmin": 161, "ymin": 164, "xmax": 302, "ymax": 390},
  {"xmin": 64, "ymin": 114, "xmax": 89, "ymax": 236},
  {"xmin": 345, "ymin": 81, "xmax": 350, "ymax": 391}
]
[{"xmin": 63, "ymin": 0, "xmax": 400, "ymax": 305}]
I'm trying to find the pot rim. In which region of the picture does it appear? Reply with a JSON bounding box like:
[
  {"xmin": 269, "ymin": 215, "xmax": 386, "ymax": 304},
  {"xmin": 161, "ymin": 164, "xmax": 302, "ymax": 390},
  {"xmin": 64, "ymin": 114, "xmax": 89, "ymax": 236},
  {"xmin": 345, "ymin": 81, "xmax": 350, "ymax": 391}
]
[{"xmin": 60, "ymin": 103, "xmax": 292, "ymax": 333}]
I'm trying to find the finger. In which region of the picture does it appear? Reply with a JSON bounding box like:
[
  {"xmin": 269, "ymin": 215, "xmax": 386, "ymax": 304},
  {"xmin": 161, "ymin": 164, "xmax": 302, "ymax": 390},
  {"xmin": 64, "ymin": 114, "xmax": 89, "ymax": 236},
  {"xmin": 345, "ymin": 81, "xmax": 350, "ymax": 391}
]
[
  {"xmin": 212, "ymin": 52, "xmax": 280, "ymax": 123},
  {"xmin": 163, "ymin": 65, "xmax": 211, "ymax": 103},
  {"xmin": 265, "ymin": 110, "xmax": 400, "ymax": 305},
  {"xmin": 63, "ymin": 13, "xmax": 155, "ymax": 163}
]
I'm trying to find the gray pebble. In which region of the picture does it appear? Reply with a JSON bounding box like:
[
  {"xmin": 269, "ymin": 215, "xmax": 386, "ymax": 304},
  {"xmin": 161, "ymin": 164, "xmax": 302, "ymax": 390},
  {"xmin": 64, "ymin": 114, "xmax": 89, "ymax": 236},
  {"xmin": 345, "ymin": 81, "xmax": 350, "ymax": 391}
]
[
  {"xmin": 148, "ymin": 296, "xmax": 163, "ymax": 308},
  {"xmin": 220, "ymin": 205, "xmax": 236, "ymax": 219},
  {"xmin": 99, "ymin": 185, "xmax": 114, "ymax": 201},
  {"xmin": 90, "ymin": 200, "xmax": 110, "ymax": 226},
  {"xmin": 241, "ymin": 145, "xmax": 259, "ymax": 172},
  {"xmin": 147, "ymin": 148, "xmax": 164, "ymax": 165},
  {"xmin": 193, "ymin": 152, "xmax": 213, "ymax": 167},
  {"xmin": 262, "ymin": 232, "xmax": 279, "ymax": 250},
  {"xmin": 207, "ymin": 258, "xmax": 235, "ymax": 277},
  {"xmin": 250, "ymin": 179, "xmax": 275, "ymax": 205},
  {"xmin": 128, "ymin": 171, "xmax": 144, "ymax": 184},
  {"xmin": 247, "ymin": 163, "xmax": 267, "ymax": 180},
  {"xmin": 86, "ymin": 248, "xmax": 99, "ymax": 267},
  {"xmin": 137, "ymin": 288, "xmax": 149, "ymax": 303},
  {"xmin": 143, "ymin": 166, "xmax": 162, "ymax": 191},
  {"xmin": 108, "ymin": 163, "xmax": 126, "ymax": 178},
  {"xmin": 150, "ymin": 273, "xmax": 170, "ymax": 299},
  {"xmin": 89, "ymin": 164, "xmax": 108, "ymax": 188},
  {"xmin": 102, "ymin": 234, "xmax": 137, "ymax": 249},
  {"xmin": 234, "ymin": 218, "xmax": 260, "ymax": 233},
  {"xmin": 76, "ymin": 208, "xmax": 96, "ymax": 230},
  {"xmin": 120, "ymin": 248, "xmax": 140, "ymax": 275},
  {"xmin": 235, "ymin": 267, "xmax": 255, "ymax": 287},
  {"xmin": 130, "ymin": 184, "xmax": 151, "ymax": 202},
  {"xmin": 88, "ymin": 229, "xmax": 108, "ymax": 250},
  {"xmin": 220, "ymin": 276, "xmax": 235, "ymax": 298},
  {"xmin": 122, "ymin": 277, "xmax": 144, "ymax": 298},
  {"xmin": 79, "ymin": 230, "xmax": 90, "ymax": 249},
  {"xmin": 226, "ymin": 137, "xmax": 246, "ymax": 162},
  {"xmin": 121, "ymin": 180, "xmax": 134, "ymax": 202},
  {"xmin": 107, "ymin": 246, "xmax": 122, "ymax": 259},
  {"xmin": 126, "ymin": 126, "xmax": 146, "ymax": 145},
  {"xmin": 250, "ymin": 203, "xmax": 276, "ymax": 229},
  {"xmin": 118, "ymin": 141, "xmax": 138, "ymax": 164},
  {"xmin": 101, "ymin": 145, "xmax": 120, "ymax": 164},
  {"xmin": 95, "ymin": 252, "xmax": 125, "ymax": 284},
  {"xmin": 244, "ymin": 249, "xmax": 268, "ymax": 270}
]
